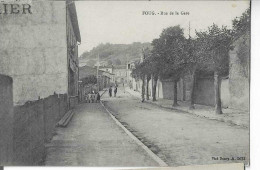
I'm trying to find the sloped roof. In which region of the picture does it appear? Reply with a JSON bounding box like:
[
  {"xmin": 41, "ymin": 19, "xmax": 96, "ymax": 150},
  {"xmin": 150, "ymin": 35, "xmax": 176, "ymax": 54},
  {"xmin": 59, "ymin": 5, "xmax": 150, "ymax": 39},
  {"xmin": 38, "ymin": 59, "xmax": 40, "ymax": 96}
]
[
  {"xmin": 67, "ymin": 0, "xmax": 81, "ymax": 43},
  {"xmin": 113, "ymin": 65, "xmax": 126, "ymax": 69},
  {"xmin": 99, "ymin": 65, "xmax": 113, "ymax": 69}
]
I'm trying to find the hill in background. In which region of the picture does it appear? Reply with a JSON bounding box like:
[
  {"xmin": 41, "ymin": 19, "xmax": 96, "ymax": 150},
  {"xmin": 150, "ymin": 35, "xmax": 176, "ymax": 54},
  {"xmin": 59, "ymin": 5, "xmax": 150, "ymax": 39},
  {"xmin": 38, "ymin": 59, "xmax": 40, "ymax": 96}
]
[{"xmin": 79, "ymin": 42, "xmax": 151, "ymax": 67}]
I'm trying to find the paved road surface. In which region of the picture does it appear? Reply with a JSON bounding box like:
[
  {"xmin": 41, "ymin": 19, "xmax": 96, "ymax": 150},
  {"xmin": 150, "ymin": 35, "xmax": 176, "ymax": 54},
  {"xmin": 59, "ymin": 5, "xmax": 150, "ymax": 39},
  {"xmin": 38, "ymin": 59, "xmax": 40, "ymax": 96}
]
[
  {"xmin": 103, "ymin": 86, "xmax": 249, "ymax": 167},
  {"xmin": 45, "ymin": 103, "xmax": 158, "ymax": 166}
]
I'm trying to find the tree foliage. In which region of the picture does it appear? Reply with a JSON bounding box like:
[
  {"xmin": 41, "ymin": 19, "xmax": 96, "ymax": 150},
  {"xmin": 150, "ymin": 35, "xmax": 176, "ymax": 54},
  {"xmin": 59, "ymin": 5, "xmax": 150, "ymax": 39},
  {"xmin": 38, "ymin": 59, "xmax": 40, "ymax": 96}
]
[
  {"xmin": 232, "ymin": 8, "xmax": 250, "ymax": 39},
  {"xmin": 81, "ymin": 75, "xmax": 97, "ymax": 86},
  {"xmin": 79, "ymin": 42, "xmax": 151, "ymax": 66},
  {"xmin": 233, "ymin": 8, "xmax": 250, "ymax": 78},
  {"xmin": 195, "ymin": 24, "xmax": 232, "ymax": 75},
  {"xmin": 133, "ymin": 26, "xmax": 188, "ymax": 81}
]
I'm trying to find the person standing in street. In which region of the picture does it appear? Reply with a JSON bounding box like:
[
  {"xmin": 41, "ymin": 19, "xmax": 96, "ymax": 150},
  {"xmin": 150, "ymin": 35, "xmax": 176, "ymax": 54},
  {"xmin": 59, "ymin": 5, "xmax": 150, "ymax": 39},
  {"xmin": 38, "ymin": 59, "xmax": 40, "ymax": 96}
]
[
  {"xmin": 114, "ymin": 86, "xmax": 117, "ymax": 97},
  {"xmin": 109, "ymin": 86, "xmax": 112, "ymax": 97}
]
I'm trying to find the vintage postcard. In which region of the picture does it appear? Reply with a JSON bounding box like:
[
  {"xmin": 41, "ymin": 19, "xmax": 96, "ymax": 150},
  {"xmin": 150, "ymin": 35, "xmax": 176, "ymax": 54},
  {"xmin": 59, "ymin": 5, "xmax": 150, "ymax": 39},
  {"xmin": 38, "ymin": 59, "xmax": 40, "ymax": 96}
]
[{"xmin": 0, "ymin": 0, "xmax": 250, "ymax": 168}]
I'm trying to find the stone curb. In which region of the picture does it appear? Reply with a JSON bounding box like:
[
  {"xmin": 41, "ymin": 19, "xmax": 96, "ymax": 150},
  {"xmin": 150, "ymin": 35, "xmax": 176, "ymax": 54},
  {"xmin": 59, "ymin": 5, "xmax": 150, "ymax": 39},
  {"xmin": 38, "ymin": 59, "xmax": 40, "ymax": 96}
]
[{"xmin": 100, "ymin": 100, "xmax": 168, "ymax": 167}]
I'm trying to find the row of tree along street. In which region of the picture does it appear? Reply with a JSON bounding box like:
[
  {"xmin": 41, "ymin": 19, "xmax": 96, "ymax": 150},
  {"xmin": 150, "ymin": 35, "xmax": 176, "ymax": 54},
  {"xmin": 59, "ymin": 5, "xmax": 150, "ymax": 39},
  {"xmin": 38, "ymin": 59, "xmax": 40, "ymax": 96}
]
[{"xmin": 132, "ymin": 8, "xmax": 250, "ymax": 114}]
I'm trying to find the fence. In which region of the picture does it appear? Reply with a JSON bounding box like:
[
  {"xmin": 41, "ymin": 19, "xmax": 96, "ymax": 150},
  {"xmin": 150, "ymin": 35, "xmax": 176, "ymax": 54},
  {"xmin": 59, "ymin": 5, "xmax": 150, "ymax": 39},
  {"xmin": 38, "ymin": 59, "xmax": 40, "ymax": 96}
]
[{"xmin": 13, "ymin": 94, "xmax": 68, "ymax": 165}]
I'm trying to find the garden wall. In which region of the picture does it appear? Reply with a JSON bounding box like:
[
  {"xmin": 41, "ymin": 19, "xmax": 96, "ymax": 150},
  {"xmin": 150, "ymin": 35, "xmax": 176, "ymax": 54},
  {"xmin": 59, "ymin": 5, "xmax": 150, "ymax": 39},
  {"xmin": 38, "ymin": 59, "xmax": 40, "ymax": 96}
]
[
  {"xmin": 13, "ymin": 94, "xmax": 68, "ymax": 165},
  {"xmin": 0, "ymin": 75, "xmax": 13, "ymax": 165}
]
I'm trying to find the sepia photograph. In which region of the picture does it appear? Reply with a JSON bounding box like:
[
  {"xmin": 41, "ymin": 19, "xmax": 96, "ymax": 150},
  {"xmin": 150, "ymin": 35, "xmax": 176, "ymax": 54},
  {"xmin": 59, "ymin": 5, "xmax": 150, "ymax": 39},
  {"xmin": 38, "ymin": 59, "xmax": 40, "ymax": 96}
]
[{"xmin": 0, "ymin": 0, "xmax": 250, "ymax": 168}]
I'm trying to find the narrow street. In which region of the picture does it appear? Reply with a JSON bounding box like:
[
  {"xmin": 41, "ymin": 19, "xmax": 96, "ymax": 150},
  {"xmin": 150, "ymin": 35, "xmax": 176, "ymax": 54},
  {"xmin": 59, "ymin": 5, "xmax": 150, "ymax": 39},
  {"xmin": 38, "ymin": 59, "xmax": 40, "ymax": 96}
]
[
  {"xmin": 102, "ymin": 86, "xmax": 249, "ymax": 166},
  {"xmin": 45, "ymin": 85, "xmax": 249, "ymax": 167},
  {"xmin": 45, "ymin": 102, "xmax": 158, "ymax": 166}
]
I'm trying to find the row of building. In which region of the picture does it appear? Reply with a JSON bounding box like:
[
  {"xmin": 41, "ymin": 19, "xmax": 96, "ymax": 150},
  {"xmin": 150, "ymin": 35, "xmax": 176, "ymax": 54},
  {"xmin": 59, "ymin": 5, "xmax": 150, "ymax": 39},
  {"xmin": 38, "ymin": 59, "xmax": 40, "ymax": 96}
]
[{"xmin": 78, "ymin": 64, "xmax": 130, "ymax": 87}]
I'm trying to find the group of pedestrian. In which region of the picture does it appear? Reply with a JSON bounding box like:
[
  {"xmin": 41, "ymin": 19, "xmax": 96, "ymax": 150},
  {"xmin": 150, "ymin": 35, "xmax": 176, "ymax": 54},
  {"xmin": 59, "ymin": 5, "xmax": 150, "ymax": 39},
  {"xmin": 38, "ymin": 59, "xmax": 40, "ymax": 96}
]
[
  {"xmin": 85, "ymin": 90, "xmax": 100, "ymax": 103},
  {"xmin": 109, "ymin": 85, "xmax": 117, "ymax": 97}
]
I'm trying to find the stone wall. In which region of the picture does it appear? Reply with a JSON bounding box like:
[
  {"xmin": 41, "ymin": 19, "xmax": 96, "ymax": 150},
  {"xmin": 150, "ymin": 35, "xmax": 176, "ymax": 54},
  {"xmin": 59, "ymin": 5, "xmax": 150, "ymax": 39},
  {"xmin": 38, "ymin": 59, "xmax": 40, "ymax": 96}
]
[
  {"xmin": 161, "ymin": 79, "xmax": 185, "ymax": 101},
  {"xmin": 0, "ymin": 75, "xmax": 13, "ymax": 165},
  {"xmin": 221, "ymin": 78, "xmax": 230, "ymax": 108},
  {"xmin": 13, "ymin": 94, "xmax": 68, "ymax": 165},
  {"xmin": 13, "ymin": 100, "xmax": 45, "ymax": 165},
  {"xmin": 194, "ymin": 77, "xmax": 230, "ymax": 107},
  {"xmin": 195, "ymin": 77, "xmax": 215, "ymax": 106},
  {"xmin": 229, "ymin": 34, "xmax": 250, "ymax": 111},
  {"xmin": 0, "ymin": 1, "xmax": 67, "ymax": 105},
  {"xmin": 157, "ymin": 79, "xmax": 163, "ymax": 99},
  {"xmin": 161, "ymin": 81, "xmax": 174, "ymax": 100}
]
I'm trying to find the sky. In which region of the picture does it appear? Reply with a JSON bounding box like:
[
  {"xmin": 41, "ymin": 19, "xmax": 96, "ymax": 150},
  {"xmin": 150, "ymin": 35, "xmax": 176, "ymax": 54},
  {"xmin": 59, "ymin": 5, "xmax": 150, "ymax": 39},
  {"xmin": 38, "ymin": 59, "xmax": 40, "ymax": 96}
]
[{"xmin": 75, "ymin": 1, "xmax": 249, "ymax": 56}]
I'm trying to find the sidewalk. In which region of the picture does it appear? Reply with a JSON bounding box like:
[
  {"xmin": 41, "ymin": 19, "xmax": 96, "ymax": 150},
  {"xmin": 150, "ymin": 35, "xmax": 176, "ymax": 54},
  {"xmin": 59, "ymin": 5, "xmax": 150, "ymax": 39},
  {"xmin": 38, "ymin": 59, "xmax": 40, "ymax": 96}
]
[
  {"xmin": 45, "ymin": 102, "xmax": 158, "ymax": 166},
  {"xmin": 126, "ymin": 88, "xmax": 249, "ymax": 128}
]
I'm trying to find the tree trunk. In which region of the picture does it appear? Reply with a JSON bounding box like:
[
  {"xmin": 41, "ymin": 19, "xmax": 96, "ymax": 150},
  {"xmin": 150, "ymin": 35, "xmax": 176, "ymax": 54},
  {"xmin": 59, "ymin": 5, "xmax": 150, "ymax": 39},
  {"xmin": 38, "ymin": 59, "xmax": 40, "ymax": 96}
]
[
  {"xmin": 141, "ymin": 76, "xmax": 145, "ymax": 102},
  {"xmin": 146, "ymin": 76, "xmax": 151, "ymax": 100},
  {"xmin": 189, "ymin": 70, "xmax": 196, "ymax": 109},
  {"xmin": 152, "ymin": 75, "xmax": 158, "ymax": 101},
  {"xmin": 214, "ymin": 71, "xmax": 223, "ymax": 114},
  {"xmin": 182, "ymin": 78, "xmax": 186, "ymax": 101},
  {"xmin": 173, "ymin": 79, "xmax": 179, "ymax": 107}
]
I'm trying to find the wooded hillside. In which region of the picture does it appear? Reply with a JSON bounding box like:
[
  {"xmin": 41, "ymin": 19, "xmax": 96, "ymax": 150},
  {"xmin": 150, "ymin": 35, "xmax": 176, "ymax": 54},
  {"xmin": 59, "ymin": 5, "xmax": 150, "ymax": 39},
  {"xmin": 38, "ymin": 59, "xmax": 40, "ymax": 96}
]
[{"xmin": 79, "ymin": 42, "xmax": 151, "ymax": 66}]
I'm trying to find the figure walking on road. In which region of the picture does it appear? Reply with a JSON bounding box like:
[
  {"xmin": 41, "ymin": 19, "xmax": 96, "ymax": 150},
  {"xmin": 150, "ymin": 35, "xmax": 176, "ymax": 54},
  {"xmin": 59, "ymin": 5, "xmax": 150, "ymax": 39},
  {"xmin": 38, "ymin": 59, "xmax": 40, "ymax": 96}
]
[
  {"xmin": 114, "ymin": 86, "xmax": 117, "ymax": 97},
  {"xmin": 109, "ymin": 86, "xmax": 112, "ymax": 97}
]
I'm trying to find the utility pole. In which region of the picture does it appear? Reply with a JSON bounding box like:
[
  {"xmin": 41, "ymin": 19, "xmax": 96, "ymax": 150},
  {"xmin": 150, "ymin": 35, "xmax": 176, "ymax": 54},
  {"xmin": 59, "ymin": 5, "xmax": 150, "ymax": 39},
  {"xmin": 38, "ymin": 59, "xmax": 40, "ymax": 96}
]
[
  {"xmin": 96, "ymin": 54, "xmax": 100, "ymax": 92},
  {"xmin": 189, "ymin": 21, "xmax": 191, "ymax": 40}
]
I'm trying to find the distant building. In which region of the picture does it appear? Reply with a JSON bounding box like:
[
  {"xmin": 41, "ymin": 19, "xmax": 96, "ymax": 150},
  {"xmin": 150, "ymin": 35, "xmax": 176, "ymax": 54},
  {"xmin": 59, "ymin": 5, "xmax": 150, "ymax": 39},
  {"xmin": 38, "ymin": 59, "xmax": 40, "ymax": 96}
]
[
  {"xmin": 99, "ymin": 65, "xmax": 115, "ymax": 83},
  {"xmin": 113, "ymin": 65, "xmax": 127, "ymax": 84},
  {"xmin": 126, "ymin": 59, "xmax": 140, "ymax": 85}
]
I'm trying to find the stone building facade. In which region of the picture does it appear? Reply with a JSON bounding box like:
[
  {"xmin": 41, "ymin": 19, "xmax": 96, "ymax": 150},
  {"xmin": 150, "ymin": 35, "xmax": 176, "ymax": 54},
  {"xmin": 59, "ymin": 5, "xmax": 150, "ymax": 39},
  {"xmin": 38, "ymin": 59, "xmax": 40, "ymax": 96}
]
[
  {"xmin": 0, "ymin": 0, "xmax": 81, "ymax": 106},
  {"xmin": 113, "ymin": 65, "xmax": 127, "ymax": 84},
  {"xmin": 66, "ymin": 0, "xmax": 81, "ymax": 107}
]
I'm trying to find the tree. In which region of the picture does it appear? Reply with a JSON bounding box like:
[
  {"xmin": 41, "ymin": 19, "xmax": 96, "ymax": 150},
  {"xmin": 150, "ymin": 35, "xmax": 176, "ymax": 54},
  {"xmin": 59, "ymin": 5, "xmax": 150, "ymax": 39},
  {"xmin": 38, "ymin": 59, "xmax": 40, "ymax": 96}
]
[
  {"xmin": 142, "ymin": 48, "xmax": 152, "ymax": 100},
  {"xmin": 195, "ymin": 24, "xmax": 232, "ymax": 114},
  {"xmin": 131, "ymin": 47, "xmax": 153, "ymax": 102},
  {"xmin": 154, "ymin": 26, "xmax": 188, "ymax": 106},
  {"xmin": 149, "ymin": 39, "xmax": 164, "ymax": 101},
  {"xmin": 115, "ymin": 58, "xmax": 122, "ymax": 65},
  {"xmin": 232, "ymin": 8, "xmax": 250, "ymax": 79},
  {"xmin": 186, "ymin": 36, "xmax": 210, "ymax": 110},
  {"xmin": 81, "ymin": 75, "xmax": 97, "ymax": 86},
  {"xmin": 146, "ymin": 74, "xmax": 151, "ymax": 100},
  {"xmin": 232, "ymin": 8, "xmax": 250, "ymax": 40},
  {"xmin": 132, "ymin": 61, "xmax": 146, "ymax": 102}
]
